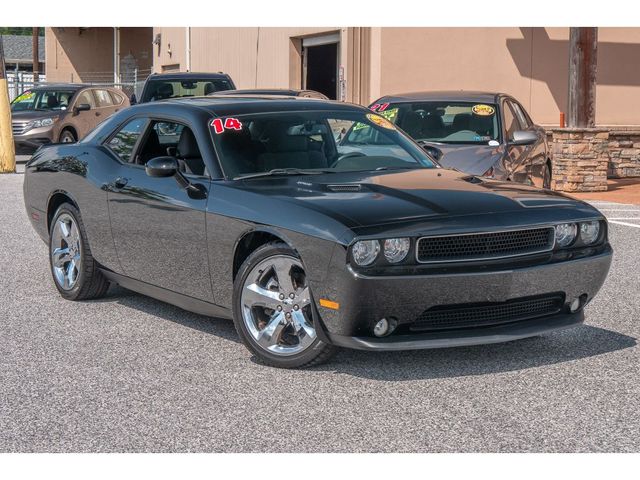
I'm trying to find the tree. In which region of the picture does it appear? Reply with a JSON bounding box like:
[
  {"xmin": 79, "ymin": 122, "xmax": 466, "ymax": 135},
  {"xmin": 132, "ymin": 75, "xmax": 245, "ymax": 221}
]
[{"xmin": 0, "ymin": 35, "xmax": 16, "ymax": 173}]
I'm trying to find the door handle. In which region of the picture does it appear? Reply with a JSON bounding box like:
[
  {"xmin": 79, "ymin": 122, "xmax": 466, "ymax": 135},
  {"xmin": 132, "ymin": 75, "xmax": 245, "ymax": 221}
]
[{"xmin": 113, "ymin": 177, "xmax": 128, "ymax": 189}]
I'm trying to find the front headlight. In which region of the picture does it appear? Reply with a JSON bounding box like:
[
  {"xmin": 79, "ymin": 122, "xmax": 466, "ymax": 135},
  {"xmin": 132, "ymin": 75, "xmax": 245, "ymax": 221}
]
[
  {"xmin": 30, "ymin": 117, "xmax": 57, "ymax": 128},
  {"xmin": 580, "ymin": 221, "xmax": 600, "ymax": 245},
  {"xmin": 555, "ymin": 223, "xmax": 578, "ymax": 247},
  {"xmin": 352, "ymin": 240, "xmax": 380, "ymax": 266},
  {"xmin": 383, "ymin": 237, "xmax": 410, "ymax": 263}
]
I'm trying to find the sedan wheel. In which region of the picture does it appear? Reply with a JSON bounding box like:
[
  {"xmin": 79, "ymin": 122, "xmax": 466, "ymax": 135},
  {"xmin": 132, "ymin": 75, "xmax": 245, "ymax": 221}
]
[
  {"xmin": 51, "ymin": 213, "xmax": 81, "ymax": 290},
  {"xmin": 60, "ymin": 130, "xmax": 76, "ymax": 143},
  {"xmin": 233, "ymin": 243, "xmax": 335, "ymax": 368}
]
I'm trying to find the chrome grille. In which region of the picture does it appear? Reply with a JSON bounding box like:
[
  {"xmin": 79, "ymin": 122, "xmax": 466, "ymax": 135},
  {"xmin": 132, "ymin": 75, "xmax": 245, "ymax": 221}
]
[
  {"xmin": 416, "ymin": 227, "xmax": 554, "ymax": 263},
  {"xmin": 409, "ymin": 295, "xmax": 564, "ymax": 332},
  {"xmin": 12, "ymin": 121, "xmax": 30, "ymax": 135}
]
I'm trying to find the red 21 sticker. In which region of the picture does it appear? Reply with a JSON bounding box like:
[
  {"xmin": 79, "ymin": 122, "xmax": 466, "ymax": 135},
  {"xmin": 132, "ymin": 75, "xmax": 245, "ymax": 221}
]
[{"xmin": 211, "ymin": 117, "xmax": 243, "ymax": 134}]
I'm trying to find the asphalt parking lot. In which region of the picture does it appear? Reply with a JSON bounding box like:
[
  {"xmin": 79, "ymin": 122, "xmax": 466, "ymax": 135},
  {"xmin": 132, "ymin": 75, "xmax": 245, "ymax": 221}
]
[{"xmin": 1, "ymin": 165, "xmax": 639, "ymax": 453}]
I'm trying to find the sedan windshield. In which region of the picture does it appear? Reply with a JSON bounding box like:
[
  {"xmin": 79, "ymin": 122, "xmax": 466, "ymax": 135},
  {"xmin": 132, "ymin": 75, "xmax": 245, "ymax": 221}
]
[
  {"xmin": 11, "ymin": 89, "xmax": 76, "ymax": 112},
  {"xmin": 210, "ymin": 111, "xmax": 436, "ymax": 179},
  {"xmin": 141, "ymin": 78, "xmax": 233, "ymax": 102},
  {"xmin": 372, "ymin": 101, "xmax": 500, "ymax": 145}
]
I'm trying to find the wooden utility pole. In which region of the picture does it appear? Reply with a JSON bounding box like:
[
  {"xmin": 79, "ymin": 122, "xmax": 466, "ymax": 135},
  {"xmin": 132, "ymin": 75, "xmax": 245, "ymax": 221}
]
[
  {"xmin": 0, "ymin": 34, "xmax": 16, "ymax": 173},
  {"xmin": 567, "ymin": 27, "xmax": 598, "ymax": 128},
  {"xmin": 32, "ymin": 27, "xmax": 39, "ymax": 83}
]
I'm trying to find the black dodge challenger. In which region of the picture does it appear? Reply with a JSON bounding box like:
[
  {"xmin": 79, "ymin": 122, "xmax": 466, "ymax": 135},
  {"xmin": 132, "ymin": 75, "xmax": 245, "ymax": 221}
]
[
  {"xmin": 23, "ymin": 95, "xmax": 612, "ymax": 368},
  {"xmin": 368, "ymin": 91, "xmax": 552, "ymax": 188}
]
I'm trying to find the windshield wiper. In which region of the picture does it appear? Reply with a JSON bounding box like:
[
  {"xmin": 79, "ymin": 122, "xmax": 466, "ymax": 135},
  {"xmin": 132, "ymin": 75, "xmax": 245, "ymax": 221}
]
[{"xmin": 234, "ymin": 168, "xmax": 333, "ymax": 180}]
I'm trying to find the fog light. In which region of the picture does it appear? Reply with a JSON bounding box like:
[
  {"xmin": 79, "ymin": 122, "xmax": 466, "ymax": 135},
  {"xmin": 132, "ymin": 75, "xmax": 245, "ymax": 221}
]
[
  {"xmin": 569, "ymin": 298, "xmax": 581, "ymax": 313},
  {"xmin": 373, "ymin": 317, "xmax": 397, "ymax": 337}
]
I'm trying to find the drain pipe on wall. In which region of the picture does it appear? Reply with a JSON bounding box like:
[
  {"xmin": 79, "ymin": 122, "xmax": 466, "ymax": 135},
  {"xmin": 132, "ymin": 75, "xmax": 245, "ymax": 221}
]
[
  {"xmin": 185, "ymin": 27, "xmax": 191, "ymax": 72},
  {"xmin": 113, "ymin": 27, "xmax": 120, "ymax": 85}
]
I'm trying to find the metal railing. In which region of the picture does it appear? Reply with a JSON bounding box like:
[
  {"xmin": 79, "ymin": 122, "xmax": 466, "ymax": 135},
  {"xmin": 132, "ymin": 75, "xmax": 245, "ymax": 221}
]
[{"xmin": 7, "ymin": 69, "xmax": 153, "ymax": 102}]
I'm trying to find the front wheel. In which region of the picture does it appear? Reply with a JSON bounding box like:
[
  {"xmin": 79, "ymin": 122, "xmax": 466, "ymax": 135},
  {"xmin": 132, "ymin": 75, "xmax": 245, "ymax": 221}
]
[
  {"xmin": 59, "ymin": 129, "xmax": 77, "ymax": 143},
  {"xmin": 232, "ymin": 242, "xmax": 336, "ymax": 368}
]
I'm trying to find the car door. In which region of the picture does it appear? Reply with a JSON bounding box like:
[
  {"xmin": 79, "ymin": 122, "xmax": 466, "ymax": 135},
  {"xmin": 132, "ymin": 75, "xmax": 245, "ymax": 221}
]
[
  {"xmin": 104, "ymin": 116, "xmax": 213, "ymax": 301},
  {"xmin": 510, "ymin": 100, "xmax": 547, "ymax": 188},
  {"xmin": 93, "ymin": 88, "xmax": 121, "ymax": 127},
  {"xmin": 68, "ymin": 89, "xmax": 99, "ymax": 140},
  {"xmin": 501, "ymin": 99, "xmax": 531, "ymax": 184}
]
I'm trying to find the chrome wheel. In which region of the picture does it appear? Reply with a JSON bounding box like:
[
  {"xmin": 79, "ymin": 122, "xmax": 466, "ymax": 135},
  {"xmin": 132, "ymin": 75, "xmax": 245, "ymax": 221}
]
[
  {"xmin": 50, "ymin": 213, "xmax": 81, "ymax": 290},
  {"xmin": 240, "ymin": 255, "xmax": 316, "ymax": 356}
]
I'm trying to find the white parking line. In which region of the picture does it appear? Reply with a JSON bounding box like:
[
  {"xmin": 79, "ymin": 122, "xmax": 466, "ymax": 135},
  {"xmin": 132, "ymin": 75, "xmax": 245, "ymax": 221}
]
[
  {"xmin": 608, "ymin": 220, "xmax": 640, "ymax": 228},
  {"xmin": 595, "ymin": 208, "xmax": 640, "ymax": 212},
  {"xmin": 608, "ymin": 217, "xmax": 640, "ymax": 220}
]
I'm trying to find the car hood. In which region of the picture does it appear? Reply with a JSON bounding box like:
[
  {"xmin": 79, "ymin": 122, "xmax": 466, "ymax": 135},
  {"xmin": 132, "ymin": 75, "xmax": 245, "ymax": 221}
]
[
  {"xmin": 431, "ymin": 143, "xmax": 503, "ymax": 176},
  {"xmin": 10, "ymin": 110, "xmax": 64, "ymax": 122},
  {"xmin": 235, "ymin": 168, "xmax": 598, "ymax": 229}
]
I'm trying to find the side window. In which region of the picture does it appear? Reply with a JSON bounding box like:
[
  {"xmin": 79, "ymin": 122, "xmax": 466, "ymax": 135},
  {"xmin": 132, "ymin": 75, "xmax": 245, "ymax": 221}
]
[
  {"xmin": 510, "ymin": 101, "xmax": 531, "ymax": 129},
  {"xmin": 95, "ymin": 89, "xmax": 114, "ymax": 107},
  {"xmin": 106, "ymin": 118, "xmax": 147, "ymax": 162},
  {"xmin": 75, "ymin": 90, "xmax": 96, "ymax": 108},
  {"xmin": 109, "ymin": 91, "xmax": 124, "ymax": 105},
  {"xmin": 502, "ymin": 102, "xmax": 519, "ymax": 141},
  {"xmin": 135, "ymin": 120, "xmax": 207, "ymax": 176}
]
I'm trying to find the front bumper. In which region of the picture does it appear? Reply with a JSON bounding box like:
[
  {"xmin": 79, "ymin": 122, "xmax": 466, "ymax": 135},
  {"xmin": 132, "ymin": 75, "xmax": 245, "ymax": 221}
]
[
  {"xmin": 13, "ymin": 127, "xmax": 54, "ymax": 151},
  {"xmin": 312, "ymin": 247, "xmax": 612, "ymax": 350}
]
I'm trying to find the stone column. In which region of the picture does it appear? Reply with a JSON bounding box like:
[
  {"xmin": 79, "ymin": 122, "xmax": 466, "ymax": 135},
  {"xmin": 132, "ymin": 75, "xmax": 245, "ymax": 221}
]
[{"xmin": 550, "ymin": 128, "xmax": 609, "ymax": 192}]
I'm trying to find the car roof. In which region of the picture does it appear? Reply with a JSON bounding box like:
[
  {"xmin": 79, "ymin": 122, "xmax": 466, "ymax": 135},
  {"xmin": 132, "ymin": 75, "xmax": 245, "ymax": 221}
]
[
  {"xmin": 215, "ymin": 88, "xmax": 309, "ymax": 96},
  {"xmin": 146, "ymin": 72, "xmax": 231, "ymax": 80},
  {"xmin": 30, "ymin": 83, "xmax": 89, "ymax": 91},
  {"xmin": 131, "ymin": 95, "xmax": 367, "ymax": 117},
  {"xmin": 375, "ymin": 90, "xmax": 505, "ymax": 104}
]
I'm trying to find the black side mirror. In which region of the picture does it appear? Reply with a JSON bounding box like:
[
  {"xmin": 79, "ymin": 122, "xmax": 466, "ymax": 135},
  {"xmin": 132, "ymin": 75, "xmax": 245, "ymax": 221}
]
[
  {"xmin": 73, "ymin": 103, "xmax": 91, "ymax": 115},
  {"xmin": 145, "ymin": 156, "xmax": 178, "ymax": 177},
  {"xmin": 510, "ymin": 130, "xmax": 538, "ymax": 146},
  {"xmin": 130, "ymin": 93, "xmax": 137, "ymax": 105}
]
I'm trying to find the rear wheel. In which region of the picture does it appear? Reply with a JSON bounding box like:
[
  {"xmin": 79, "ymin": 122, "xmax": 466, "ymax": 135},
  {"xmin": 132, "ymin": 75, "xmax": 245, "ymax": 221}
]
[
  {"xmin": 59, "ymin": 129, "xmax": 77, "ymax": 143},
  {"xmin": 232, "ymin": 242, "xmax": 336, "ymax": 368},
  {"xmin": 49, "ymin": 203, "xmax": 110, "ymax": 300}
]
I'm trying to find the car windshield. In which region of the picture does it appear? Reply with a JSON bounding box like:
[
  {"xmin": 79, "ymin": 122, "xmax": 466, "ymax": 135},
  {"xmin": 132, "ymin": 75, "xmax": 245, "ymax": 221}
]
[
  {"xmin": 10, "ymin": 89, "xmax": 76, "ymax": 112},
  {"xmin": 371, "ymin": 101, "xmax": 500, "ymax": 145},
  {"xmin": 141, "ymin": 78, "xmax": 233, "ymax": 102},
  {"xmin": 210, "ymin": 111, "xmax": 436, "ymax": 179}
]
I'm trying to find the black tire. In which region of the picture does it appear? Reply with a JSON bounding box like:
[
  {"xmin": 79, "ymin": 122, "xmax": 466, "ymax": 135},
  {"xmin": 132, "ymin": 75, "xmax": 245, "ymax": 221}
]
[
  {"xmin": 543, "ymin": 162, "xmax": 552, "ymax": 189},
  {"xmin": 232, "ymin": 242, "xmax": 336, "ymax": 368},
  {"xmin": 49, "ymin": 203, "xmax": 110, "ymax": 301},
  {"xmin": 59, "ymin": 129, "xmax": 77, "ymax": 143}
]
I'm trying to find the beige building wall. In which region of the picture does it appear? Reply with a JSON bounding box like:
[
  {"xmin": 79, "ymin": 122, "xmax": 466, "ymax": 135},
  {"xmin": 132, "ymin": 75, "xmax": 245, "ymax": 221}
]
[
  {"xmin": 379, "ymin": 27, "xmax": 640, "ymax": 126},
  {"xmin": 152, "ymin": 27, "xmax": 378, "ymax": 103},
  {"xmin": 45, "ymin": 27, "xmax": 152, "ymax": 83}
]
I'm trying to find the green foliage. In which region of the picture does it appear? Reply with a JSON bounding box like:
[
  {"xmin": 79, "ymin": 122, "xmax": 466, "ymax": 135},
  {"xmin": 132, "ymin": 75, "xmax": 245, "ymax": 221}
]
[{"xmin": 0, "ymin": 27, "xmax": 44, "ymax": 36}]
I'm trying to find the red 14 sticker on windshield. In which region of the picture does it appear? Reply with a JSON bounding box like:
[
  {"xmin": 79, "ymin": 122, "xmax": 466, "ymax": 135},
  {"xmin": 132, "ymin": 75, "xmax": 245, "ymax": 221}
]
[{"xmin": 211, "ymin": 117, "xmax": 243, "ymax": 134}]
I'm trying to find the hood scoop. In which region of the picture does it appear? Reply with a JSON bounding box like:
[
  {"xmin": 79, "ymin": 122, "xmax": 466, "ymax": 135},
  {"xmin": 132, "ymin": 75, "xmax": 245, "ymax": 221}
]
[{"xmin": 326, "ymin": 184, "xmax": 363, "ymax": 193}]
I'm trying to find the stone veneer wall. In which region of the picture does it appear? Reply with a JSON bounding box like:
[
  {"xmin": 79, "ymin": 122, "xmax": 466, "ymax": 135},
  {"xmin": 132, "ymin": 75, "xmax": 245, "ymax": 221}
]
[
  {"xmin": 608, "ymin": 130, "xmax": 640, "ymax": 178},
  {"xmin": 550, "ymin": 128, "xmax": 609, "ymax": 192},
  {"xmin": 546, "ymin": 127, "xmax": 640, "ymax": 192}
]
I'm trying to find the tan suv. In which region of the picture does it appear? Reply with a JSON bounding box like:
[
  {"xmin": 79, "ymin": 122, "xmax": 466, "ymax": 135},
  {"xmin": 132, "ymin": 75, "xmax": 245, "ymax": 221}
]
[{"xmin": 10, "ymin": 84, "xmax": 129, "ymax": 152}]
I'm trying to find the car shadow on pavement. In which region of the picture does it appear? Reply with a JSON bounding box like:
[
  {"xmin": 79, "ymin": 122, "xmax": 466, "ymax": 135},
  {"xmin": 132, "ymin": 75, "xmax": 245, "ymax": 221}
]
[
  {"xmin": 322, "ymin": 325, "xmax": 636, "ymax": 380},
  {"xmin": 89, "ymin": 285, "xmax": 242, "ymax": 344},
  {"xmin": 88, "ymin": 287, "xmax": 636, "ymax": 378}
]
